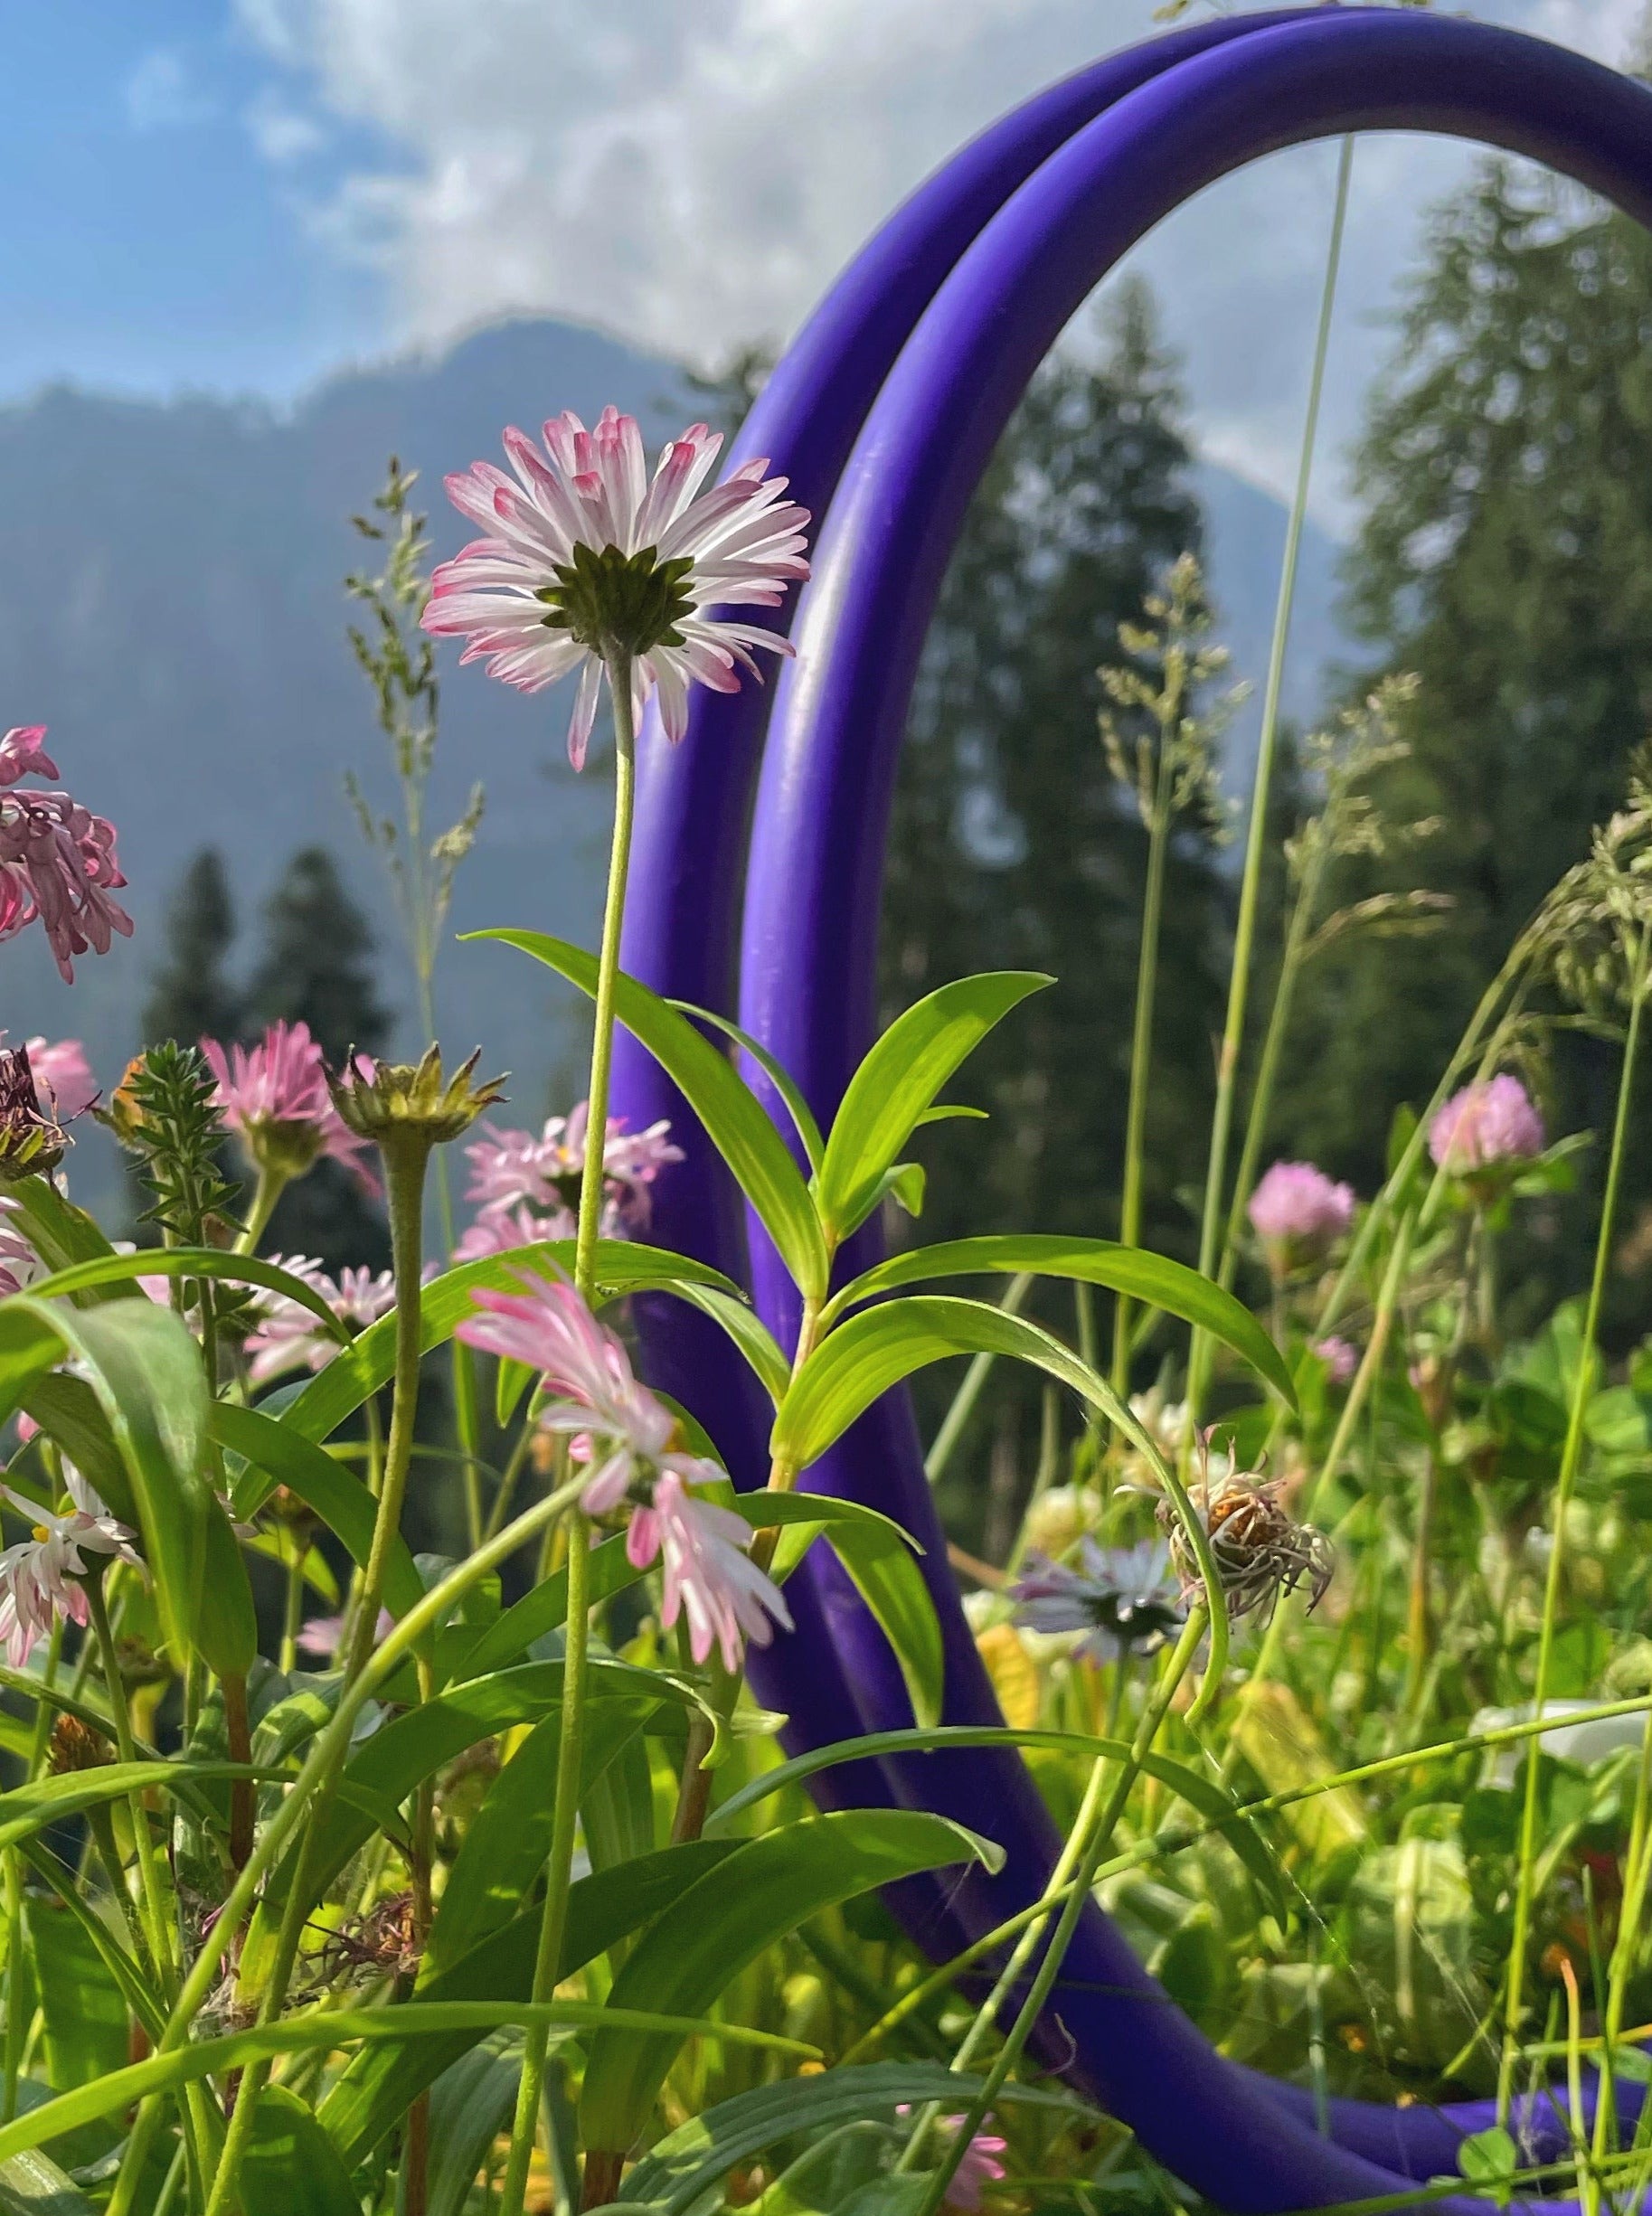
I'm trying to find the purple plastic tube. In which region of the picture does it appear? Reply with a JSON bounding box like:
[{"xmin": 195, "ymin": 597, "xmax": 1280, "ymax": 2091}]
[{"xmin": 609, "ymin": 10, "xmax": 1652, "ymax": 2210}]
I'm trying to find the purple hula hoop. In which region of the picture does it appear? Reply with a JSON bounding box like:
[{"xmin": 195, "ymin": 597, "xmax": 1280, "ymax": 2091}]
[{"xmin": 609, "ymin": 11, "xmax": 1652, "ymax": 2210}]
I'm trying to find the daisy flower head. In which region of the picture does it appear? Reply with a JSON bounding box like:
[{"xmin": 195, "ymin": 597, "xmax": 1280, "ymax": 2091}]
[
  {"xmin": 203, "ymin": 1021, "xmax": 376, "ymax": 1192},
  {"xmin": 1429, "ymin": 1073, "xmax": 1545, "ymax": 1179},
  {"xmin": 455, "ymin": 1269, "xmax": 789, "ymax": 1664},
  {"xmin": 244, "ymin": 1256, "xmax": 397, "ymax": 1384},
  {"xmin": 457, "ymin": 1103, "xmax": 682, "ymax": 1258},
  {"xmin": 423, "ymin": 407, "xmax": 811, "ymax": 766},
  {"xmin": 894, "ymin": 2114, "xmax": 1007, "ymax": 2213},
  {"xmin": 0, "ymin": 1472, "xmax": 141, "ymax": 1665},
  {"xmin": 1012, "ymin": 1537, "xmax": 1185, "ymax": 1664},
  {"xmin": 1248, "ymin": 1160, "xmax": 1355, "ymax": 1278},
  {"xmin": 0, "ymin": 727, "xmax": 131, "ymax": 984}
]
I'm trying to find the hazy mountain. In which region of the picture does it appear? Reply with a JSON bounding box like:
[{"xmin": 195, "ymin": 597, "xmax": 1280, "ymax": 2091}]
[{"xmin": 0, "ymin": 316, "xmax": 1352, "ymax": 1218}]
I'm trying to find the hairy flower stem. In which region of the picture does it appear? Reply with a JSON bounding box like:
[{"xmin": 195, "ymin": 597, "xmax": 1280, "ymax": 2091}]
[
  {"xmin": 911, "ymin": 1608, "xmax": 1209, "ymax": 2216},
  {"xmin": 1499, "ymin": 928, "xmax": 1650, "ymax": 2125},
  {"xmin": 499, "ymin": 655, "xmax": 638, "ymax": 2216},
  {"xmin": 1186, "ymin": 136, "xmax": 1351, "ymax": 1424},
  {"xmin": 1111, "ymin": 689, "xmax": 1184, "ymax": 1398}
]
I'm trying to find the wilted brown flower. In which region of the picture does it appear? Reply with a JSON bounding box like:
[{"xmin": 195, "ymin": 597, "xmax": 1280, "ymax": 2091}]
[
  {"xmin": 48, "ymin": 1712, "xmax": 112, "ymax": 1774},
  {"xmin": 1159, "ymin": 1442, "xmax": 1335, "ymax": 1622},
  {"xmin": 0, "ymin": 1044, "xmax": 66, "ymax": 1182}
]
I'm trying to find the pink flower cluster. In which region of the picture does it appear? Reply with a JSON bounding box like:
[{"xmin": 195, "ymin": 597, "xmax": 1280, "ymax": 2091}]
[
  {"xmin": 1428, "ymin": 1074, "xmax": 1545, "ymax": 1175},
  {"xmin": 425, "ymin": 407, "xmax": 810, "ymax": 765},
  {"xmin": 0, "ymin": 1470, "xmax": 141, "ymax": 1665},
  {"xmin": 894, "ymin": 2112, "xmax": 1007, "ymax": 2212},
  {"xmin": 456, "ymin": 1104, "xmax": 681, "ymax": 1259},
  {"xmin": 203, "ymin": 1022, "xmax": 377, "ymax": 1191},
  {"xmin": 0, "ymin": 726, "xmax": 131, "ymax": 983},
  {"xmin": 245, "ymin": 1256, "xmax": 398, "ymax": 1384},
  {"xmin": 1312, "ymin": 1334, "xmax": 1359, "ymax": 1387},
  {"xmin": 1248, "ymin": 1161, "xmax": 1355, "ymax": 1270},
  {"xmin": 23, "ymin": 1036, "xmax": 96, "ymax": 1121},
  {"xmin": 457, "ymin": 1271, "xmax": 790, "ymax": 1670}
]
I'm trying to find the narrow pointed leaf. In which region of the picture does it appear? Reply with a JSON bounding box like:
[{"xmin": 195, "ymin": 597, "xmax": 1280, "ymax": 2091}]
[
  {"xmin": 826, "ymin": 1233, "xmax": 1294, "ymax": 1405},
  {"xmin": 579, "ymin": 1809, "xmax": 998, "ymax": 2157},
  {"xmin": 468, "ymin": 932, "xmax": 830, "ymax": 1297},
  {"xmin": 815, "ymin": 975, "xmax": 1049, "ymax": 1240},
  {"xmin": 26, "ymin": 1251, "xmax": 347, "ymax": 1340},
  {"xmin": 668, "ymin": 999, "xmax": 826, "ymax": 1174}
]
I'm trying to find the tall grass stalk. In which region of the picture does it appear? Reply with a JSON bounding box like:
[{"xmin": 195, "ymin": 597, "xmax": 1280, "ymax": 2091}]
[
  {"xmin": 1498, "ymin": 926, "xmax": 1650, "ymax": 2123},
  {"xmin": 911, "ymin": 1608, "xmax": 1209, "ymax": 2216},
  {"xmin": 1185, "ymin": 135, "xmax": 1352, "ymax": 1417}
]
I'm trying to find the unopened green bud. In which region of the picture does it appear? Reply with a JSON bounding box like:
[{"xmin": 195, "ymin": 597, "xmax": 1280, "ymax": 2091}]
[{"xmin": 329, "ymin": 1044, "xmax": 506, "ymax": 1151}]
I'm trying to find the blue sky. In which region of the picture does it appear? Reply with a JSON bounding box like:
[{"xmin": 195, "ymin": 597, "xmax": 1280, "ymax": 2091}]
[
  {"xmin": 3, "ymin": 0, "xmax": 1641, "ymax": 521},
  {"xmin": 0, "ymin": 0, "xmax": 385, "ymax": 402}
]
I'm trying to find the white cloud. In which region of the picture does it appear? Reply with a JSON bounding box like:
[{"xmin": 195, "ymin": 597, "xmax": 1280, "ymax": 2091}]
[
  {"xmin": 124, "ymin": 46, "xmax": 219, "ymax": 132},
  {"xmin": 244, "ymin": 89, "xmax": 327, "ymax": 163},
  {"xmin": 237, "ymin": 0, "xmax": 1649, "ymax": 519}
]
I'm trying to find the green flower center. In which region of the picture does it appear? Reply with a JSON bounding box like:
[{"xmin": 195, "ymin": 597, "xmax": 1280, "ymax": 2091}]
[{"xmin": 535, "ymin": 542, "xmax": 696, "ymax": 660}]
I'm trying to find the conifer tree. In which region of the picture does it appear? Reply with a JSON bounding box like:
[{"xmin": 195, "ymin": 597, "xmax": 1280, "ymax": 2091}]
[
  {"xmin": 143, "ymin": 849, "xmax": 242, "ymax": 1046},
  {"xmin": 247, "ymin": 845, "xmax": 392, "ymax": 1268},
  {"xmin": 884, "ymin": 280, "xmax": 1226, "ymax": 1254}
]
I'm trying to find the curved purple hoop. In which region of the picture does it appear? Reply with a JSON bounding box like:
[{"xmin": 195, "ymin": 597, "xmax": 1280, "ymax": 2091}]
[{"xmin": 611, "ymin": 12, "xmax": 1652, "ymax": 2210}]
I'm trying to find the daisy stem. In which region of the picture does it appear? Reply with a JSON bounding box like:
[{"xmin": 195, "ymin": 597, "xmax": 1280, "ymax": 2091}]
[
  {"xmin": 1499, "ymin": 925, "xmax": 1649, "ymax": 2124},
  {"xmin": 85, "ymin": 1574, "xmax": 178, "ymax": 2005},
  {"xmin": 911, "ymin": 1608, "xmax": 1209, "ymax": 2216},
  {"xmin": 500, "ymin": 651, "xmax": 637, "ymax": 2216},
  {"xmin": 235, "ymin": 1162, "xmax": 290, "ymax": 1255}
]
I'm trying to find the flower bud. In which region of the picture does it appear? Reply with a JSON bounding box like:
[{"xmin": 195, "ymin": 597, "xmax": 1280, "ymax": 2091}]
[{"xmin": 329, "ymin": 1044, "xmax": 506, "ymax": 1150}]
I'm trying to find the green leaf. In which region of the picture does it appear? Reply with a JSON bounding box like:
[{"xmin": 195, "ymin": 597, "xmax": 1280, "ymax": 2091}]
[
  {"xmin": 668, "ymin": 1000, "xmax": 826, "ymax": 1175},
  {"xmin": 241, "ymin": 2088, "xmax": 361, "ymax": 2216},
  {"xmin": 419, "ymin": 2037, "xmax": 525, "ymax": 2216},
  {"xmin": 496, "ymin": 1354, "xmax": 534, "ymax": 1429},
  {"xmin": 321, "ymin": 1843, "xmax": 737, "ymax": 2168},
  {"xmin": 814, "ymin": 976, "xmax": 1049, "ymax": 1240},
  {"xmin": 4, "ymin": 1183, "xmax": 128, "ymax": 1299},
  {"xmin": 701, "ymin": 1724, "xmax": 1284, "ymax": 1910},
  {"xmin": 213, "ymin": 1402, "xmax": 424, "ymax": 1624},
  {"xmin": 25, "ymin": 1899, "xmax": 127, "ymax": 2092},
  {"xmin": 773, "ymin": 1296, "xmax": 1121, "ymax": 1472},
  {"xmin": 0, "ymin": 2148, "xmax": 94, "ymax": 2216},
  {"xmin": 579, "ymin": 1810, "xmax": 999, "ymax": 2157},
  {"xmin": 448, "ymin": 1532, "xmax": 645, "ymax": 1683},
  {"xmin": 195, "ymin": 1496, "xmax": 260, "ymax": 1678},
  {"xmin": 26, "ymin": 1251, "xmax": 348, "ymax": 1342},
  {"xmin": 281, "ymin": 1239, "xmax": 740, "ymax": 1446},
  {"xmin": 0, "ymin": 2004, "xmax": 814, "ymax": 2169},
  {"xmin": 726, "ymin": 1494, "xmax": 939, "ymax": 1730},
  {"xmin": 9, "ymin": 1297, "xmax": 212, "ymax": 1664},
  {"xmin": 0, "ymin": 1310, "xmax": 69, "ymax": 1431},
  {"xmin": 0, "ymin": 1762, "xmax": 265, "ymax": 1855},
  {"xmin": 16, "ymin": 1845, "xmax": 165, "ymax": 2042},
  {"xmin": 468, "ymin": 932, "xmax": 830, "ymax": 1299},
  {"xmin": 825, "ymin": 1233, "xmax": 1294, "ymax": 1405},
  {"xmin": 664, "ymin": 1283, "xmax": 792, "ymax": 1406},
  {"xmin": 1457, "ymin": 2126, "xmax": 1519, "ymax": 2185}
]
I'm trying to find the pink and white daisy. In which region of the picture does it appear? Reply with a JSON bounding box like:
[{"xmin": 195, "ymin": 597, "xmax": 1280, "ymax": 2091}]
[
  {"xmin": 895, "ymin": 2114, "xmax": 1008, "ymax": 2213},
  {"xmin": 203, "ymin": 1022, "xmax": 377, "ymax": 1193},
  {"xmin": 245, "ymin": 1255, "xmax": 397, "ymax": 1384},
  {"xmin": 423, "ymin": 408, "xmax": 811, "ymax": 766},
  {"xmin": 24, "ymin": 1037, "xmax": 96, "ymax": 1121},
  {"xmin": 457, "ymin": 1103, "xmax": 681, "ymax": 1257},
  {"xmin": 0, "ymin": 1472, "xmax": 141, "ymax": 1665},
  {"xmin": 457, "ymin": 1270, "xmax": 790, "ymax": 1664},
  {"xmin": 1248, "ymin": 1161, "xmax": 1355, "ymax": 1276},
  {"xmin": 1429, "ymin": 1074, "xmax": 1545, "ymax": 1176},
  {"xmin": 0, "ymin": 728, "xmax": 132, "ymax": 984},
  {"xmin": 0, "ymin": 1198, "xmax": 42, "ymax": 1297}
]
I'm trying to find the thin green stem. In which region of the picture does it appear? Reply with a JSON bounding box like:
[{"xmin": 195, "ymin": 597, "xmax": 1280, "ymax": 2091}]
[
  {"xmin": 1217, "ymin": 858, "xmax": 1319, "ymax": 1291},
  {"xmin": 1187, "ymin": 134, "xmax": 1352, "ymax": 1419},
  {"xmin": 85, "ymin": 1578, "xmax": 177, "ymax": 2004},
  {"xmin": 235, "ymin": 1162, "xmax": 290, "ymax": 1255},
  {"xmin": 924, "ymin": 1275, "xmax": 1033, "ymax": 1485},
  {"xmin": 500, "ymin": 652, "xmax": 637, "ymax": 2216},
  {"xmin": 1499, "ymin": 929, "xmax": 1650, "ymax": 2121},
  {"xmin": 1112, "ymin": 709, "xmax": 1181, "ymax": 1398},
  {"xmin": 495, "ymin": 1512, "xmax": 591, "ymax": 2216},
  {"xmin": 912, "ymin": 1608, "xmax": 1209, "ymax": 2216}
]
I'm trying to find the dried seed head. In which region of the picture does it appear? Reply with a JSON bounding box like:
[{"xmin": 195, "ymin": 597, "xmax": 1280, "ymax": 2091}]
[
  {"xmin": 1159, "ymin": 1440, "xmax": 1335, "ymax": 1623},
  {"xmin": 0, "ymin": 1044, "xmax": 66, "ymax": 1182},
  {"xmin": 48, "ymin": 1713, "xmax": 112, "ymax": 1774}
]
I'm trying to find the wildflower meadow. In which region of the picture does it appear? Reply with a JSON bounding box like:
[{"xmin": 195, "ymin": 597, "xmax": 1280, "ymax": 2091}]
[{"xmin": 5, "ymin": 12, "xmax": 1652, "ymax": 2216}]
